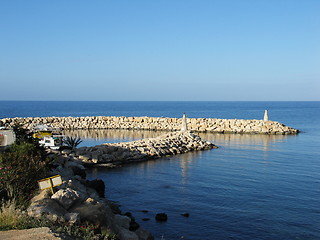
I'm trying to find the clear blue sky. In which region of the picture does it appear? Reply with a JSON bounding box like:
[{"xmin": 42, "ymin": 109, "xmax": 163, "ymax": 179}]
[{"xmin": 0, "ymin": 0, "xmax": 319, "ymax": 101}]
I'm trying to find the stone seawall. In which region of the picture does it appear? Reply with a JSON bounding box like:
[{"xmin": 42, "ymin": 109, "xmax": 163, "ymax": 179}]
[
  {"xmin": 0, "ymin": 116, "xmax": 299, "ymax": 135},
  {"xmin": 70, "ymin": 131, "xmax": 217, "ymax": 166}
]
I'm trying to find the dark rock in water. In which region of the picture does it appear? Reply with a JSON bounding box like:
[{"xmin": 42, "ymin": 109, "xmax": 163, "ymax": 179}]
[
  {"xmin": 181, "ymin": 213, "xmax": 190, "ymax": 217},
  {"xmin": 86, "ymin": 179, "xmax": 105, "ymax": 198},
  {"xmin": 155, "ymin": 213, "xmax": 168, "ymax": 222},
  {"xmin": 141, "ymin": 210, "xmax": 149, "ymax": 213},
  {"xmin": 129, "ymin": 220, "xmax": 140, "ymax": 231},
  {"xmin": 124, "ymin": 211, "xmax": 140, "ymax": 231},
  {"xmin": 142, "ymin": 218, "xmax": 150, "ymax": 221}
]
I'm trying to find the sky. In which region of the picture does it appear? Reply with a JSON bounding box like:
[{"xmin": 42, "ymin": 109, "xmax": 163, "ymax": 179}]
[{"xmin": 0, "ymin": 0, "xmax": 319, "ymax": 101}]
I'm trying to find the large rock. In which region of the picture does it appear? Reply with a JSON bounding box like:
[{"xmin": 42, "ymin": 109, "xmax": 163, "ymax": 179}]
[
  {"xmin": 113, "ymin": 214, "xmax": 131, "ymax": 229},
  {"xmin": 117, "ymin": 227, "xmax": 139, "ymax": 240},
  {"xmin": 70, "ymin": 198, "xmax": 113, "ymax": 228},
  {"xmin": 65, "ymin": 179, "xmax": 89, "ymax": 199},
  {"xmin": 135, "ymin": 228, "xmax": 154, "ymax": 240},
  {"xmin": 51, "ymin": 188, "xmax": 82, "ymax": 210},
  {"xmin": 155, "ymin": 213, "xmax": 167, "ymax": 222},
  {"xmin": 27, "ymin": 198, "xmax": 68, "ymax": 223},
  {"xmin": 30, "ymin": 189, "xmax": 52, "ymax": 203}
]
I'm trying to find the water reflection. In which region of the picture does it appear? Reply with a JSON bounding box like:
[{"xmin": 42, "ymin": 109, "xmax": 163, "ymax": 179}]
[
  {"xmin": 179, "ymin": 151, "xmax": 202, "ymax": 185},
  {"xmin": 63, "ymin": 129, "xmax": 296, "ymax": 162},
  {"xmin": 199, "ymin": 133, "xmax": 297, "ymax": 162},
  {"xmin": 62, "ymin": 129, "xmax": 165, "ymax": 145},
  {"xmin": 63, "ymin": 129, "xmax": 293, "ymax": 149},
  {"xmin": 199, "ymin": 132, "xmax": 293, "ymax": 151}
]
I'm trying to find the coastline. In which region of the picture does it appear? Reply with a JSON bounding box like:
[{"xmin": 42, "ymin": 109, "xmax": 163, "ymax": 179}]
[{"xmin": 24, "ymin": 130, "xmax": 216, "ymax": 240}]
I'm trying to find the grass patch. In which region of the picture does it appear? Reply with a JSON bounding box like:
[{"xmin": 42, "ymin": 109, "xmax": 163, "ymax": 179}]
[{"xmin": 0, "ymin": 199, "xmax": 47, "ymax": 231}]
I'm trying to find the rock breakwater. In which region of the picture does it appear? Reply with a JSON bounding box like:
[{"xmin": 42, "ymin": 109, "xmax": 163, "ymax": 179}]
[
  {"xmin": 0, "ymin": 116, "xmax": 299, "ymax": 134},
  {"xmin": 71, "ymin": 131, "xmax": 217, "ymax": 166}
]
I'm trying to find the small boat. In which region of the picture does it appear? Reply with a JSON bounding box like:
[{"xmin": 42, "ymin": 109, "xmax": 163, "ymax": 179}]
[{"xmin": 33, "ymin": 125, "xmax": 63, "ymax": 150}]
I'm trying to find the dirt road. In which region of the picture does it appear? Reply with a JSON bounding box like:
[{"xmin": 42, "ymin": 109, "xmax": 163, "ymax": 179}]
[{"xmin": 0, "ymin": 227, "xmax": 64, "ymax": 240}]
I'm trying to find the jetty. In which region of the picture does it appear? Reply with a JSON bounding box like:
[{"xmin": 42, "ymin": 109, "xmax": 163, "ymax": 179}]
[
  {"xmin": 0, "ymin": 116, "xmax": 299, "ymax": 135},
  {"xmin": 70, "ymin": 131, "xmax": 217, "ymax": 166}
]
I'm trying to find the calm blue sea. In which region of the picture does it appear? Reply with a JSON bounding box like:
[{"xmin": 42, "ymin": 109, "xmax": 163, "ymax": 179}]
[{"xmin": 1, "ymin": 101, "xmax": 319, "ymax": 240}]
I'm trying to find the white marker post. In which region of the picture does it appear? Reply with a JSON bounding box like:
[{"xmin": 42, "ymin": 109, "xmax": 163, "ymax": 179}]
[
  {"xmin": 263, "ymin": 110, "xmax": 269, "ymax": 121},
  {"xmin": 181, "ymin": 113, "xmax": 188, "ymax": 132}
]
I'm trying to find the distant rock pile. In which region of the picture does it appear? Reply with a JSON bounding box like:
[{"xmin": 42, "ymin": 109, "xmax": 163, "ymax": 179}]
[
  {"xmin": 0, "ymin": 116, "xmax": 299, "ymax": 134},
  {"xmin": 69, "ymin": 131, "xmax": 217, "ymax": 166}
]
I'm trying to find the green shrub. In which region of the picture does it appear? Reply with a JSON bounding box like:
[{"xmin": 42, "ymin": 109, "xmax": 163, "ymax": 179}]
[
  {"xmin": 12, "ymin": 124, "xmax": 37, "ymax": 146},
  {"xmin": 0, "ymin": 142, "xmax": 51, "ymax": 207},
  {"xmin": 0, "ymin": 199, "xmax": 48, "ymax": 231},
  {"xmin": 53, "ymin": 223, "xmax": 118, "ymax": 240},
  {"xmin": 63, "ymin": 136, "xmax": 83, "ymax": 150}
]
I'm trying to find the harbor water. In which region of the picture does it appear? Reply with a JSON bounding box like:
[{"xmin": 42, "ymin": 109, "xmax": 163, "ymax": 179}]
[{"xmin": 1, "ymin": 101, "xmax": 319, "ymax": 240}]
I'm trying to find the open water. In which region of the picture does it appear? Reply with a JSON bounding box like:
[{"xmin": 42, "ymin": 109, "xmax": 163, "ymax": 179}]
[{"xmin": 0, "ymin": 101, "xmax": 319, "ymax": 240}]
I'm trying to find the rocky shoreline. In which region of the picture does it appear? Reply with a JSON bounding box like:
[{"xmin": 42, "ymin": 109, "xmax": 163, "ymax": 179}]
[
  {"xmin": 0, "ymin": 116, "xmax": 299, "ymax": 135},
  {"xmin": 28, "ymin": 150, "xmax": 153, "ymax": 240},
  {"xmin": 26, "ymin": 131, "xmax": 216, "ymax": 240}
]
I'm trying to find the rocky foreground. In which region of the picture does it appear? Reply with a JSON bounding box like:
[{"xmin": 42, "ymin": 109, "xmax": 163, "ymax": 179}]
[{"xmin": 27, "ymin": 152, "xmax": 153, "ymax": 240}]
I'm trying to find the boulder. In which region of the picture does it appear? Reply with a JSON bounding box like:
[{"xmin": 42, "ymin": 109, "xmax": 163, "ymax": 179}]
[
  {"xmin": 64, "ymin": 160, "xmax": 85, "ymax": 170},
  {"xmin": 70, "ymin": 199, "xmax": 112, "ymax": 228},
  {"xmin": 27, "ymin": 198, "xmax": 68, "ymax": 223},
  {"xmin": 155, "ymin": 213, "xmax": 168, "ymax": 222},
  {"xmin": 135, "ymin": 228, "xmax": 154, "ymax": 240},
  {"xmin": 101, "ymin": 153, "xmax": 115, "ymax": 162},
  {"xmin": 51, "ymin": 188, "xmax": 82, "ymax": 210},
  {"xmin": 78, "ymin": 154, "xmax": 91, "ymax": 162},
  {"xmin": 53, "ymin": 165, "xmax": 74, "ymax": 178},
  {"xmin": 30, "ymin": 189, "xmax": 52, "ymax": 203},
  {"xmin": 113, "ymin": 214, "xmax": 131, "ymax": 229},
  {"xmin": 181, "ymin": 213, "xmax": 190, "ymax": 217},
  {"xmin": 117, "ymin": 227, "xmax": 139, "ymax": 240},
  {"xmin": 65, "ymin": 179, "xmax": 89, "ymax": 199}
]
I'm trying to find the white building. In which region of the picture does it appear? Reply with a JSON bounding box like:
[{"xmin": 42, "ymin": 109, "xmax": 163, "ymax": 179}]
[{"xmin": 0, "ymin": 130, "xmax": 15, "ymax": 147}]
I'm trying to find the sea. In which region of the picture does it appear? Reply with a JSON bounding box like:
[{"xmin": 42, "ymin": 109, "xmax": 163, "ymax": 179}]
[{"xmin": 0, "ymin": 101, "xmax": 319, "ymax": 240}]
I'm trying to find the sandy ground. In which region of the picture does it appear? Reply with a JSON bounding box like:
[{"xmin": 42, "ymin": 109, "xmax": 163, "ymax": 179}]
[{"xmin": 0, "ymin": 227, "xmax": 66, "ymax": 240}]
